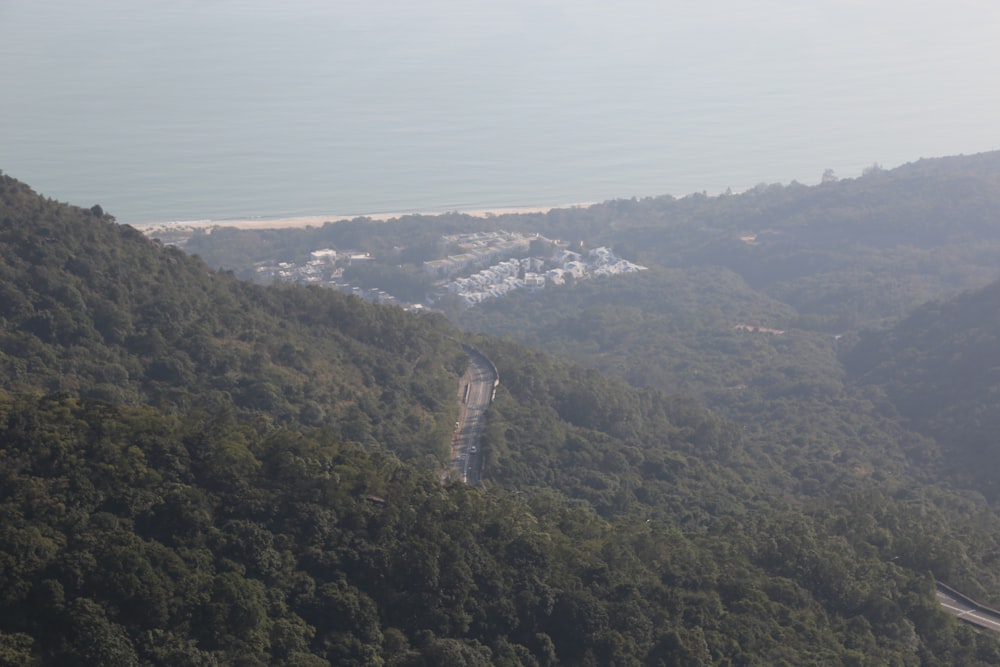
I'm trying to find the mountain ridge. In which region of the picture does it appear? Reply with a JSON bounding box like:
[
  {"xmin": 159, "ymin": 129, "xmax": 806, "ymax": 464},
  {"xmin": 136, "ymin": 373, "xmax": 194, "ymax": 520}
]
[{"xmin": 3, "ymin": 170, "xmax": 1000, "ymax": 664}]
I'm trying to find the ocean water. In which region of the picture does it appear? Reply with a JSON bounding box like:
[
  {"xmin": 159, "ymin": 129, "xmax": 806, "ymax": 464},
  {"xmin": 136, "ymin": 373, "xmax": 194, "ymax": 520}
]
[{"xmin": 2, "ymin": 0, "xmax": 999, "ymax": 225}]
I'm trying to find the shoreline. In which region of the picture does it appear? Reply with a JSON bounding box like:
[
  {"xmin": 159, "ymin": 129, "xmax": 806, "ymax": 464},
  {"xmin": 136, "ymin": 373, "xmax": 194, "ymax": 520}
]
[{"xmin": 132, "ymin": 202, "xmax": 592, "ymax": 234}]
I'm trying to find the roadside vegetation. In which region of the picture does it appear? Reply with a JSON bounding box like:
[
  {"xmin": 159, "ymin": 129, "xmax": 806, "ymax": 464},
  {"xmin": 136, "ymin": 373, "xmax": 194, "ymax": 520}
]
[{"xmin": 4, "ymin": 155, "xmax": 1000, "ymax": 664}]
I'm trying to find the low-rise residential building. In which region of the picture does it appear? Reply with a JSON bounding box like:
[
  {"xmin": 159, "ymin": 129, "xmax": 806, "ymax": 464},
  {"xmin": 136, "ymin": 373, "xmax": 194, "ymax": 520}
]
[{"xmin": 254, "ymin": 232, "xmax": 645, "ymax": 310}]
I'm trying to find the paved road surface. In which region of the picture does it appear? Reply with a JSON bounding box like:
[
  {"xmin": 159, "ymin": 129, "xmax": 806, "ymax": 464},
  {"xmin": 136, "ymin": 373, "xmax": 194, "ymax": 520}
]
[
  {"xmin": 450, "ymin": 347, "xmax": 497, "ymax": 484},
  {"xmin": 937, "ymin": 584, "xmax": 1000, "ymax": 633}
]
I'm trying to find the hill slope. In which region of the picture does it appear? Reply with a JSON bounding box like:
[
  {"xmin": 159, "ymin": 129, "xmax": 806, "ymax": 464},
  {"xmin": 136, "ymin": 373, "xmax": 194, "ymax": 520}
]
[
  {"xmin": 184, "ymin": 151, "xmax": 1000, "ymax": 334},
  {"xmin": 3, "ymin": 173, "xmax": 1000, "ymax": 664},
  {"xmin": 845, "ymin": 279, "xmax": 1000, "ymax": 499},
  {"xmin": 0, "ymin": 173, "xmax": 464, "ymax": 461}
]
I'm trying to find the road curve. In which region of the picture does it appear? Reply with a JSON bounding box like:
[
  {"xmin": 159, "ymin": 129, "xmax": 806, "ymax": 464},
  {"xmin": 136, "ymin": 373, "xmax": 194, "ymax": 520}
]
[
  {"xmin": 936, "ymin": 582, "xmax": 1000, "ymax": 633},
  {"xmin": 450, "ymin": 345, "xmax": 498, "ymax": 484}
]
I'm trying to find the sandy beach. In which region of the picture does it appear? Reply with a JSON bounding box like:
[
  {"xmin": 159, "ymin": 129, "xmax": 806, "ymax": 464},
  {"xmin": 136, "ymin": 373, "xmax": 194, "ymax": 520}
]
[{"xmin": 133, "ymin": 203, "xmax": 588, "ymax": 235}]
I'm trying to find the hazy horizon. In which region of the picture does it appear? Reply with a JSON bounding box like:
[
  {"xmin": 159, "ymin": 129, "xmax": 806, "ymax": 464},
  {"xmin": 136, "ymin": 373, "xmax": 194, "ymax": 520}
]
[{"xmin": 2, "ymin": 0, "xmax": 999, "ymax": 224}]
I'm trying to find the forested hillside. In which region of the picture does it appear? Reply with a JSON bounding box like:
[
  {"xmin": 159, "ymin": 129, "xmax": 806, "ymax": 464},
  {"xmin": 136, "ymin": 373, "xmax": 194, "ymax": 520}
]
[
  {"xmin": 844, "ymin": 279, "xmax": 1000, "ymax": 501},
  {"xmin": 9, "ymin": 392, "xmax": 1000, "ymax": 666},
  {"xmin": 4, "ymin": 170, "xmax": 1000, "ymax": 664},
  {"xmin": 0, "ymin": 174, "xmax": 464, "ymax": 462},
  {"xmin": 186, "ymin": 152, "xmax": 1000, "ymax": 332}
]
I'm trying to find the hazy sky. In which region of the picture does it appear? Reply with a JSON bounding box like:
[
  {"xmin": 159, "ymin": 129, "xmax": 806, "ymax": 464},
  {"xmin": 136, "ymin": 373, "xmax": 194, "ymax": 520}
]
[{"xmin": 2, "ymin": 0, "xmax": 999, "ymax": 220}]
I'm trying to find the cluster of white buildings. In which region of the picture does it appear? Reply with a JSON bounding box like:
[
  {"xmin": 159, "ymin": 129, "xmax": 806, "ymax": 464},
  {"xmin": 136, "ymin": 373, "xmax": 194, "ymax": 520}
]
[
  {"xmin": 254, "ymin": 248, "xmax": 377, "ymax": 284},
  {"xmin": 442, "ymin": 246, "xmax": 645, "ymax": 306},
  {"xmin": 423, "ymin": 231, "xmax": 534, "ymax": 279},
  {"xmin": 255, "ymin": 248, "xmax": 341, "ymax": 283},
  {"xmin": 251, "ymin": 231, "xmax": 645, "ymax": 310},
  {"xmin": 444, "ymin": 258, "xmax": 531, "ymax": 304}
]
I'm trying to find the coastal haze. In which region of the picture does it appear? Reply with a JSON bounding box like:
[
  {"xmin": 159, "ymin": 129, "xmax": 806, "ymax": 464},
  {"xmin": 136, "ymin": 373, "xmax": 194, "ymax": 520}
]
[{"xmin": 2, "ymin": 0, "xmax": 999, "ymax": 225}]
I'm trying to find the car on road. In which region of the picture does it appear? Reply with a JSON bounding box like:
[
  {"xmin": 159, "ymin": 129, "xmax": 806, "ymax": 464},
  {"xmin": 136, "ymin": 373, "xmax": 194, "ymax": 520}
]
[{"xmin": 470, "ymin": 446, "xmax": 477, "ymax": 453}]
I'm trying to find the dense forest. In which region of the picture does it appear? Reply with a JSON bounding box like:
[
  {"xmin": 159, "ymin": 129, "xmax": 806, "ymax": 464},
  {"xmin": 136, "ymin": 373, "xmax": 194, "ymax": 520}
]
[
  {"xmin": 4, "ymin": 157, "xmax": 1000, "ymax": 664},
  {"xmin": 0, "ymin": 175, "xmax": 467, "ymax": 463},
  {"xmin": 844, "ymin": 279, "xmax": 1000, "ymax": 501}
]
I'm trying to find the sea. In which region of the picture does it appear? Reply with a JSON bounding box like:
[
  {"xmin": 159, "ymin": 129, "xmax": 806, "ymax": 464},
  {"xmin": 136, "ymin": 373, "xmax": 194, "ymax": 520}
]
[{"xmin": 2, "ymin": 0, "xmax": 999, "ymax": 226}]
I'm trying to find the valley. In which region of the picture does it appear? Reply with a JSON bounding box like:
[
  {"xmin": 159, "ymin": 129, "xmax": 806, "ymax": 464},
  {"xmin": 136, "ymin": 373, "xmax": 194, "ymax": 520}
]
[
  {"xmin": 5, "ymin": 154, "xmax": 1000, "ymax": 664},
  {"xmin": 450, "ymin": 345, "xmax": 498, "ymax": 484}
]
